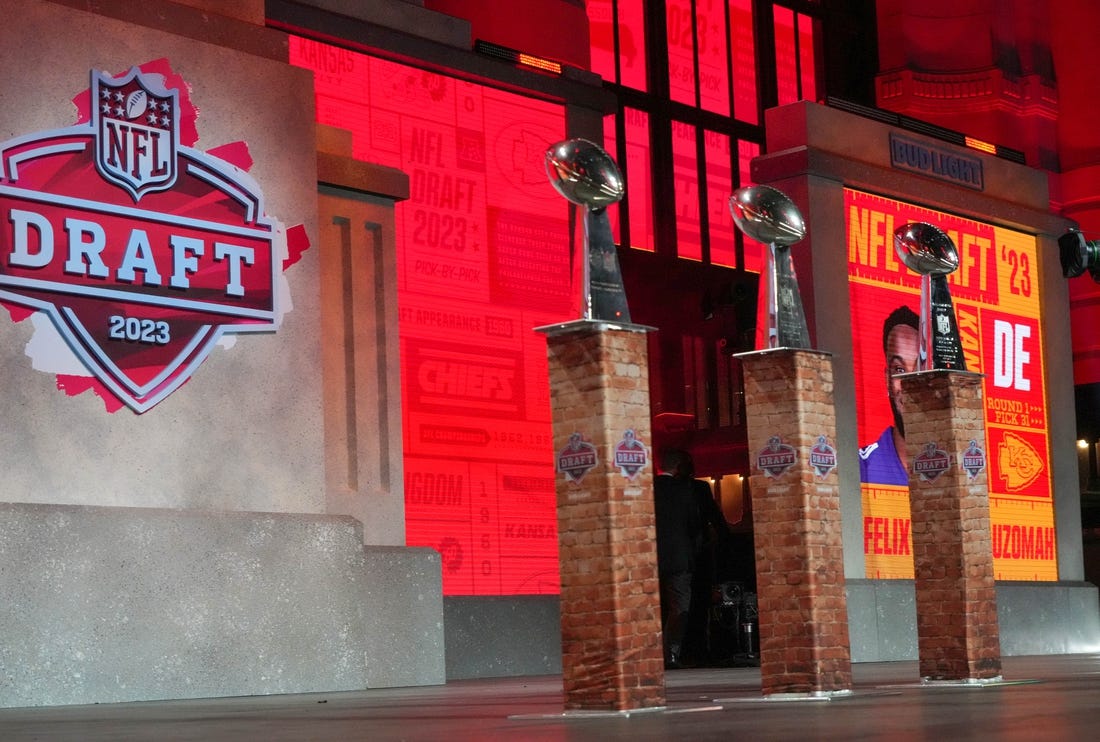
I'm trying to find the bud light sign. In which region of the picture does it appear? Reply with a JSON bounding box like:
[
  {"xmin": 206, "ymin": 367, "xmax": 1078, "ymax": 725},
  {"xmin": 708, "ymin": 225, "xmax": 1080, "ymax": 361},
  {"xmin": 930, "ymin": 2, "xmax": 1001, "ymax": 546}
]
[{"xmin": 0, "ymin": 62, "xmax": 297, "ymax": 413}]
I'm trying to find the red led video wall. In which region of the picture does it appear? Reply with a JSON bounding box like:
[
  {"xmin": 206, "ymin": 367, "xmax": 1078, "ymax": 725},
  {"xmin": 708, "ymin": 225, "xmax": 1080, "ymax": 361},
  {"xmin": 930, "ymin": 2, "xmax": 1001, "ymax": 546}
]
[
  {"xmin": 587, "ymin": 0, "xmax": 760, "ymax": 118},
  {"xmin": 291, "ymin": 38, "xmax": 568, "ymax": 595}
]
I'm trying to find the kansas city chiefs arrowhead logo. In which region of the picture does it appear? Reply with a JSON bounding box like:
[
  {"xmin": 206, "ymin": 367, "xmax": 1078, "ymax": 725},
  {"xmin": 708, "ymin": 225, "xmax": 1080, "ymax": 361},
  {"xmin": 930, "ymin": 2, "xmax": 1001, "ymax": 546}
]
[{"xmin": 0, "ymin": 61, "xmax": 298, "ymax": 413}]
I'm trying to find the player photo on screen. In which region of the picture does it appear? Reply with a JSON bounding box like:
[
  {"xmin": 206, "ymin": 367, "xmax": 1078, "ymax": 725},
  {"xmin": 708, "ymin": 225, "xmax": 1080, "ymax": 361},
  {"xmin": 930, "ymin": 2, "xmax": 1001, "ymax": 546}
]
[{"xmin": 859, "ymin": 304, "xmax": 920, "ymax": 487}]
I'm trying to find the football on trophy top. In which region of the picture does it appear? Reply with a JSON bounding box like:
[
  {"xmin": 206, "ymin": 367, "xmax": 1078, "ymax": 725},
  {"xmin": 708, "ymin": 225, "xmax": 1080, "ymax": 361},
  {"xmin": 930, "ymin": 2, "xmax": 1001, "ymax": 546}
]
[
  {"xmin": 893, "ymin": 221, "xmax": 960, "ymax": 276},
  {"xmin": 545, "ymin": 138, "xmax": 624, "ymax": 211},
  {"xmin": 729, "ymin": 184, "xmax": 807, "ymax": 248}
]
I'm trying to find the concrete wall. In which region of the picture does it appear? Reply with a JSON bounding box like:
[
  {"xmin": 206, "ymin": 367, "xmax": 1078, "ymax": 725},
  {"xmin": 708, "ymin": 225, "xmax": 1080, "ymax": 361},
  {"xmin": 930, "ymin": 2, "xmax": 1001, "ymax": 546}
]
[
  {"xmin": 0, "ymin": 0, "xmax": 443, "ymax": 707},
  {"xmin": 0, "ymin": 503, "xmax": 444, "ymax": 708},
  {"xmin": 442, "ymin": 584, "xmax": 1100, "ymax": 680},
  {"xmin": 444, "ymin": 596, "xmax": 562, "ymax": 679},
  {"xmin": 847, "ymin": 580, "xmax": 1100, "ymax": 663}
]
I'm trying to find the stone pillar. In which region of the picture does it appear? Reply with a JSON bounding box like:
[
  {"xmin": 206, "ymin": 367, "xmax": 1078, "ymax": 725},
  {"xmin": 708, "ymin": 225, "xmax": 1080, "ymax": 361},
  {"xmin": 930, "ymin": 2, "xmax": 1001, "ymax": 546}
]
[
  {"xmin": 899, "ymin": 370, "xmax": 1002, "ymax": 681},
  {"xmin": 541, "ymin": 321, "xmax": 664, "ymax": 712},
  {"xmin": 316, "ymin": 125, "xmax": 410, "ymax": 546},
  {"xmin": 739, "ymin": 348, "xmax": 852, "ymax": 696}
]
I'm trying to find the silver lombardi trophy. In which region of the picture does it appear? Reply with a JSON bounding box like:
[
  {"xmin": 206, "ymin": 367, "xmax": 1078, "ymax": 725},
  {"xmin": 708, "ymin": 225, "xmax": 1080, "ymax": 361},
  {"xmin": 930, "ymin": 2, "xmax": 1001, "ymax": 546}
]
[
  {"xmin": 545, "ymin": 138, "xmax": 631, "ymax": 323},
  {"xmin": 893, "ymin": 222, "xmax": 967, "ymax": 371},
  {"xmin": 729, "ymin": 185, "xmax": 811, "ymax": 349}
]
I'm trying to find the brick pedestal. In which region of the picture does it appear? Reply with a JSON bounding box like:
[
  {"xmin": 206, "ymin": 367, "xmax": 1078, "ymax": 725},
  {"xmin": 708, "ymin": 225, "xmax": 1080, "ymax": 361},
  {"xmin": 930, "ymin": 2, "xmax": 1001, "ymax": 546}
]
[
  {"xmin": 541, "ymin": 321, "xmax": 664, "ymax": 711},
  {"xmin": 739, "ymin": 349, "xmax": 852, "ymax": 696},
  {"xmin": 899, "ymin": 371, "xmax": 1002, "ymax": 681}
]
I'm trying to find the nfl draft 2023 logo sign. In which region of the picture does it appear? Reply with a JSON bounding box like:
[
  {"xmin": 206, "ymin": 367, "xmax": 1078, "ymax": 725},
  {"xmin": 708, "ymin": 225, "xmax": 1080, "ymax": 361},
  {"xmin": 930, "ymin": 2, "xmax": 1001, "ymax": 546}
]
[{"xmin": 0, "ymin": 62, "xmax": 297, "ymax": 413}]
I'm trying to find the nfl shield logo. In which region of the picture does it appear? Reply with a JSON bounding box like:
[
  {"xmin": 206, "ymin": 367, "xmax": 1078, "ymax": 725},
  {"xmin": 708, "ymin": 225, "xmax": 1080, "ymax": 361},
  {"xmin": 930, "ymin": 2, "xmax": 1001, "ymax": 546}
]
[
  {"xmin": 936, "ymin": 311, "xmax": 951, "ymax": 336},
  {"xmin": 92, "ymin": 67, "xmax": 179, "ymax": 201}
]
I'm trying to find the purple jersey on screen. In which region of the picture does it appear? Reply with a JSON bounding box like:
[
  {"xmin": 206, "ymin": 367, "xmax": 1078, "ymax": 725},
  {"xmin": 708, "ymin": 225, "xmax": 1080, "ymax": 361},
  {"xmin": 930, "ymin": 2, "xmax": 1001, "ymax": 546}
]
[{"xmin": 859, "ymin": 427, "xmax": 909, "ymax": 486}]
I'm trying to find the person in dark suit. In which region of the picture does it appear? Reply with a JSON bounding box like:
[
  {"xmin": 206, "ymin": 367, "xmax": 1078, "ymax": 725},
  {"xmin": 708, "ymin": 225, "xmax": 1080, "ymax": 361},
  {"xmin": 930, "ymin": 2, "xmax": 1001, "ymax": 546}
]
[
  {"xmin": 677, "ymin": 451, "xmax": 732, "ymax": 666},
  {"xmin": 653, "ymin": 448, "xmax": 703, "ymax": 669}
]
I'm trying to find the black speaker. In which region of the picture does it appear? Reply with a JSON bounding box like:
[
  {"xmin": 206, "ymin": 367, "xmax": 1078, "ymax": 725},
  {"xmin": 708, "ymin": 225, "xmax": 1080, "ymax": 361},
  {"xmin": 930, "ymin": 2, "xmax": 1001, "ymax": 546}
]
[{"xmin": 1059, "ymin": 229, "xmax": 1100, "ymax": 281}]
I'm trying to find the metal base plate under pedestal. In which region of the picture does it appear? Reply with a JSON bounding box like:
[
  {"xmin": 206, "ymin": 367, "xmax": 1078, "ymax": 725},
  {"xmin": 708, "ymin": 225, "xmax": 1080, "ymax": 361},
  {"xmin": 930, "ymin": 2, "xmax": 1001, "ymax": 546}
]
[
  {"xmin": 919, "ymin": 677, "xmax": 1043, "ymax": 688},
  {"xmin": 511, "ymin": 704, "xmax": 763, "ymax": 720},
  {"xmin": 713, "ymin": 689, "xmax": 887, "ymax": 704}
]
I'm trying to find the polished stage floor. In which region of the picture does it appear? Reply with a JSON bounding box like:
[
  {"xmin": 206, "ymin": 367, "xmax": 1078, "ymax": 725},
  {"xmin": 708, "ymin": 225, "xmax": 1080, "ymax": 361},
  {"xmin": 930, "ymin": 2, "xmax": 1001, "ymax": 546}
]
[{"xmin": 2, "ymin": 654, "xmax": 1098, "ymax": 740}]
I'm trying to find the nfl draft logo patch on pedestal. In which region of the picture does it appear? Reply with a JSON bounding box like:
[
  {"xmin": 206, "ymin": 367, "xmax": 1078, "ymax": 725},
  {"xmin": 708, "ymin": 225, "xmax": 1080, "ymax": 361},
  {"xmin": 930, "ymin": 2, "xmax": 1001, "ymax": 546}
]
[
  {"xmin": 557, "ymin": 432, "xmax": 598, "ymax": 484},
  {"xmin": 613, "ymin": 428, "xmax": 647, "ymax": 480},
  {"xmin": 810, "ymin": 434, "xmax": 837, "ymax": 478},
  {"xmin": 961, "ymin": 439, "xmax": 986, "ymax": 480},
  {"xmin": 756, "ymin": 435, "xmax": 797, "ymax": 478},
  {"xmin": 0, "ymin": 62, "xmax": 300, "ymax": 413},
  {"xmin": 913, "ymin": 442, "xmax": 951, "ymax": 483}
]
